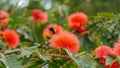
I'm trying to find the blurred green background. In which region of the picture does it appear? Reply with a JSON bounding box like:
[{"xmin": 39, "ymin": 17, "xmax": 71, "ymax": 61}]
[{"xmin": 0, "ymin": 0, "xmax": 120, "ymax": 15}]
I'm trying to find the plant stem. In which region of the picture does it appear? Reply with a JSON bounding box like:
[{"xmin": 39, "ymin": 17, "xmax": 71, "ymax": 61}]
[
  {"xmin": 3, "ymin": 47, "xmax": 71, "ymax": 59},
  {"xmin": 44, "ymin": 54, "xmax": 71, "ymax": 59}
]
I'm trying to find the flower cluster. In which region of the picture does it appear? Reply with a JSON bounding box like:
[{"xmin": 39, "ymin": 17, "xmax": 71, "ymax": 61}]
[
  {"xmin": 0, "ymin": 11, "xmax": 9, "ymax": 27},
  {"xmin": 2, "ymin": 29, "xmax": 20, "ymax": 48},
  {"xmin": 41, "ymin": 12, "xmax": 89, "ymax": 54},
  {"xmin": 0, "ymin": 9, "xmax": 87, "ymax": 54},
  {"xmin": 32, "ymin": 9, "xmax": 48, "ymax": 24},
  {"xmin": 0, "ymin": 10, "xmax": 20, "ymax": 49},
  {"xmin": 113, "ymin": 40, "xmax": 120, "ymax": 56},
  {"xmin": 68, "ymin": 12, "xmax": 88, "ymax": 35},
  {"xmin": 42, "ymin": 24, "xmax": 80, "ymax": 54},
  {"xmin": 49, "ymin": 31, "xmax": 80, "ymax": 54},
  {"xmin": 94, "ymin": 40, "xmax": 120, "ymax": 68}
]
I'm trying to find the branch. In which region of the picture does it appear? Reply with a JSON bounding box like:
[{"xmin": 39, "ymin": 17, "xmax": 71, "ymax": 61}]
[
  {"xmin": 4, "ymin": 45, "xmax": 39, "ymax": 55},
  {"xmin": 3, "ymin": 46, "xmax": 71, "ymax": 59},
  {"xmin": 44, "ymin": 54, "xmax": 71, "ymax": 59},
  {"xmin": 4, "ymin": 49, "xmax": 21, "ymax": 55}
]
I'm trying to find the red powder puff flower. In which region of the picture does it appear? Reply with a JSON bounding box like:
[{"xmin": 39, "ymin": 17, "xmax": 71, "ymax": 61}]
[
  {"xmin": 94, "ymin": 46, "xmax": 116, "ymax": 58},
  {"xmin": 2, "ymin": 29, "xmax": 20, "ymax": 48},
  {"xmin": 0, "ymin": 11, "xmax": 9, "ymax": 20},
  {"xmin": 100, "ymin": 58, "xmax": 120, "ymax": 68},
  {"xmin": 99, "ymin": 57, "xmax": 109, "ymax": 68},
  {"xmin": 113, "ymin": 39, "xmax": 120, "ymax": 56},
  {"xmin": 0, "ymin": 19, "xmax": 8, "ymax": 26},
  {"xmin": 68, "ymin": 12, "xmax": 88, "ymax": 29},
  {"xmin": 94, "ymin": 46, "xmax": 120, "ymax": 68},
  {"xmin": 0, "ymin": 26, "xmax": 2, "ymax": 29},
  {"xmin": 42, "ymin": 24, "xmax": 63, "ymax": 40},
  {"xmin": 32, "ymin": 9, "xmax": 48, "ymax": 24},
  {"xmin": 110, "ymin": 61, "xmax": 120, "ymax": 68},
  {"xmin": 49, "ymin": 31, "xmax": 80, "ymax": 54},
  {"xmin": 80, "ymin": 31, "xmax": 87, "ymax": 36},
  {"xmin": 78, "ymin": 26, "xmax": 86, "ymax": 35},
  {"xmin": 0, "ymin": 11, "xmax": 9, "ymax": 26}
]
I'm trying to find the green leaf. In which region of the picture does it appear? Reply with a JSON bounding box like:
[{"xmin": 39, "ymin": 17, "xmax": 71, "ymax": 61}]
[
  {"xmin": 0, "ymin": 53, "xmax": 24, "ymax": 68},
  {"xmin": 105, "ymin": 56, "xmax": 114, "ymax": 65},
  {"xmin": 0, "ymin": 64, "xmax": 6, "ymax": 68},
  {"xmin": 65, "ymin": 49, "xmax": 97, "ymax": 68},
  {"xmin": 48, "ymin": 63, "xmax": 60, "ymax": 68},
  {"xmin": 21, "ymin": 48, "xmax": 34, "ymax": 58},
  {"xmin": 36, "ymin": 51, "xmax": 51, "ymax": 61},
  {"xmin": 0, "ymin": 53, "xmax": 9, "ymax": 68},
  {"xmin": 48, "ymin": 58, "xmax": 72, "ymax": 68},
  {"xmin": 21, "ymin": 46, "xmax": 39, "ymax": 57},
  {"xmin": 63, "ymin": 60, "xmax": 78, "ymax": 68},
  {"xmin": 117, "ymin": 57, "xmax": 120, "ymax": 64}
]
